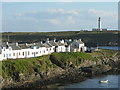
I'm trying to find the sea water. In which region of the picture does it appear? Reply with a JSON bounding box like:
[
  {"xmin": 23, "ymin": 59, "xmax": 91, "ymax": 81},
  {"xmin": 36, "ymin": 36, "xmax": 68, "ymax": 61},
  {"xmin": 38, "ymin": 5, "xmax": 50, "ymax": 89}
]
[{"xmin": 61, "ymin": 75, "xmax": 119, "ymax": 88}]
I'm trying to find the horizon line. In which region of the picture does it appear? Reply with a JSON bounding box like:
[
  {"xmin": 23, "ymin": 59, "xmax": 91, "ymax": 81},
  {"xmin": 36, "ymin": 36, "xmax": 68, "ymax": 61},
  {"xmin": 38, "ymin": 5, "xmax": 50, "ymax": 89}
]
[{"xmin": 0, "ymin": 29, "xmax": 119, "ymax": 33}]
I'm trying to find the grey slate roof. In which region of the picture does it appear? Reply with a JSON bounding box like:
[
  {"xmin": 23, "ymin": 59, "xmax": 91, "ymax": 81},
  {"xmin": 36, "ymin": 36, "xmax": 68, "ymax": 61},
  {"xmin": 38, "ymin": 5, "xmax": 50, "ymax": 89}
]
[
  {"xmin": 47, "ymin": 41, "xmax": 65, "ymax": 47},
  {"xmin": 0, "ymin": 43, "xmax": 21, "ymax": 50},
  {"xmin": 32, "ymin": 43, "xmax": 51, "ymax": 48},
  {"xmin": 56, "ymin": 42, "xmax": 65, "ymax": 46},
  {"xmin": 42, "ymin": 44, "xmax": 51, "ymax": 48},
  {"xmin": 76, "ymin": 40, "xmax": 84, "ymax": 44},
  {"xmin": 9, "ymin": 44, "xmax": 21, "ymax": 50},
  {"xmin": 0, "ymin": 43, "xmax": 8, "ymax": 48},
  {"xmin": 34, "ymin": 43, "xmax": 46, "ymax": 48},
  {"xmin": 0, "ymin": 40, "xmax": 66, "ymax": 52},
  {"xmin": 48, "ymin": 41, "xmax": 58, "ymax": 46},
  {"xmin": 18, "ymin": 44, "xmax": 30, "ymax": 49}
]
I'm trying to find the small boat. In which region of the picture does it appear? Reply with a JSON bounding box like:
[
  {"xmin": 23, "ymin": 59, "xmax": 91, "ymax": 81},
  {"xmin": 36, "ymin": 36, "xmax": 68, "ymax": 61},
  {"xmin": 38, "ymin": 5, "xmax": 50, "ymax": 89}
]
[{"xmin": 99, "ymin": 80, "xmax": 108, "ymax": 83}]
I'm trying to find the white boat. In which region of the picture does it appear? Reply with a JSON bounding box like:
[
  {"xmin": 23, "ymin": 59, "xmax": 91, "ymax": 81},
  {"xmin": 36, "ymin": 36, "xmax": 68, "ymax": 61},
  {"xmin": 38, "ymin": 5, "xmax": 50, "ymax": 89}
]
[{"xmin": 99, "ymin": 80, "xmax": 108, "ymax": 83}]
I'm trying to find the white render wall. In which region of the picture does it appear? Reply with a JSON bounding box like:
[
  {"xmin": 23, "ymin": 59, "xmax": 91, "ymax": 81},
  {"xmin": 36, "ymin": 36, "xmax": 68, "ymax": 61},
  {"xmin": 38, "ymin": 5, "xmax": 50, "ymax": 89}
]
[
  {"xmin": 1, "ymin": 46, "xmax": 55, "ymax": 60},
  {"xmin": 78, "ymin": 43, "xmax": 85, "ymax": 51},
  {"xmin": 66, "ymin": 45, "xmax": 70, "ymax": 52},
  {"xmin": 56, "ymin": 46, "xmax": 66, "ymax": 52},
  {"xmin": 0, "ymin": 41, "xmax": 86, "ymax": 60}
]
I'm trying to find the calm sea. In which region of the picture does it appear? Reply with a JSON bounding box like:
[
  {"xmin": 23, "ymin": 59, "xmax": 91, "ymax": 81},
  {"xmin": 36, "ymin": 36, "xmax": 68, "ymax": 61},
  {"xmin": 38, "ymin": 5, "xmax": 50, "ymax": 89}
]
[
  {"xmin": 59, "ymin": 75, "xmax": 119, "ymax": 89},
  {"xmin": 98, "ymin": 46, "xmax": 119, "ymax": 50}
]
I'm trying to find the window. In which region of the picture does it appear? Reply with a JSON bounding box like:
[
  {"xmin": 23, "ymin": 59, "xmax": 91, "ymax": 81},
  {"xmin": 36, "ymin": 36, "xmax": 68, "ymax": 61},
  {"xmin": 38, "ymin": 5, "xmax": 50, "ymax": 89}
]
[
  {"xmin": 40, "ymin": 51, "xmax": 41, "ymax": 53},
  {"xmin": 4, "ymin": 54, "xmax": 5, "ymax": 57},
  {"xmin": 23, "ymin": 52, "xmax": 24, "ymax": 56},
  {"xmin": 36, "ymin": 52, "xmax": 38, "ymax": 54},
  {"xmin": 44, "ymin": 50, "xmax": 45, "ymax": 53},
  {"xmin": 13, "ymin": 53, "xmax": 15, "ymax": 56}
]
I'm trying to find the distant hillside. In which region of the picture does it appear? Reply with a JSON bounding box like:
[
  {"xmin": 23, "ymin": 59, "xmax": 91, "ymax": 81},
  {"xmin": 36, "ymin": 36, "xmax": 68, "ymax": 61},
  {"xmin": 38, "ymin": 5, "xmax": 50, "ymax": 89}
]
[{"xmin": 1, "ymin": 31, "xmax": 119, "ymax": 46}]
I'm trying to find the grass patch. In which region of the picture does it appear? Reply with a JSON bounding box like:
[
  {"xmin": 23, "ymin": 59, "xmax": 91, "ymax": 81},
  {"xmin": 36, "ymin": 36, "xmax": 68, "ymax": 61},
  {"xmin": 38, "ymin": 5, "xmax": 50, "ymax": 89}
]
[
  {"xmin": 1, "ymin": 50, "xmax": 117, "ymax": 79},
  {"xmin": 50, "ymin": 52, "xmax": 97, "ymax": 68},
  {"xmin": 1, "ymin": 55, "xmax": 58, "ymax": 78}
]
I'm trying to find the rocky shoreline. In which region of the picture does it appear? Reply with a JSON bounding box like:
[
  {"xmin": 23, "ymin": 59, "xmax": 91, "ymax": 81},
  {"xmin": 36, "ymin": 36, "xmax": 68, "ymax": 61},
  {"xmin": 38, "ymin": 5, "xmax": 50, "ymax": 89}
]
[
  {"xmin": 3, "ymin": 66, "xmax": 120, "ymax": 89},
  {"xmin": 1, "ymin": 50, "xmax": 120, "ymax": 89}
]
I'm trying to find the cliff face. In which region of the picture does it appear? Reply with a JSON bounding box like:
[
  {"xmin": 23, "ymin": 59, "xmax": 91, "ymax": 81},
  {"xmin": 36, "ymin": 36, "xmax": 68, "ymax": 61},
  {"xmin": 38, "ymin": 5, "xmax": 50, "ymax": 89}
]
[{"xmin": 1, "ymin": 49, "xmax": 119, "ymax": 88}]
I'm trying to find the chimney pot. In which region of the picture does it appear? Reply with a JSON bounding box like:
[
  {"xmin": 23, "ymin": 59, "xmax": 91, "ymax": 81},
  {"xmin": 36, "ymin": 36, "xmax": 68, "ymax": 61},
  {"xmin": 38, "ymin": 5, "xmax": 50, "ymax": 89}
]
[
  {"xmin": 16, "ymin": 42, "xmax": 18, "ymax": 46},
  {"xmin": 6, "ymin": 42, "xmax": 9, "ymax": 45}
]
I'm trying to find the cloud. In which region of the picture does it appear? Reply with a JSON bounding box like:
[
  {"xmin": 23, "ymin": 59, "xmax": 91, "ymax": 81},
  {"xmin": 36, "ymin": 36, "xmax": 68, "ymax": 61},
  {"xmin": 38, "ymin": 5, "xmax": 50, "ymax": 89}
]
[
  {"xmin": 47, "ymin": 8, "xmax": 65, "ymax": 14},
  {"xmin": 66, "ymin": 16, "xmax": 75, "ymax": 24},
  {"xmin": 67, "ymin": 9, "xmax": 80, "ymax": 15},
  {"xmin": 46, "ymin": 8, "xmax": 81, "ymax": 15},
  {"xmin": 46, "ymin": 18, "xmax": 61, "ymax": 25},
  {"xmin": 88, "ymin": 8, "xmax": 117, "ymax": 18},
  {"xmin": 3, "ymin": 8, "xmax": 118, "ymax": 32},
  {"xmin": 13, "ymin": 9, "xmax": 80, "ymax": 26}
]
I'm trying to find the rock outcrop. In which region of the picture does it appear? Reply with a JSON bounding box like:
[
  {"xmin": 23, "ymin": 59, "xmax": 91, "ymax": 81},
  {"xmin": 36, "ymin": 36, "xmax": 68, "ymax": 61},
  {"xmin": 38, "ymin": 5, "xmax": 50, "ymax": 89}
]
[{"xmin": 1, "ymin": 49, "xmax": 119, "ymax": 88}]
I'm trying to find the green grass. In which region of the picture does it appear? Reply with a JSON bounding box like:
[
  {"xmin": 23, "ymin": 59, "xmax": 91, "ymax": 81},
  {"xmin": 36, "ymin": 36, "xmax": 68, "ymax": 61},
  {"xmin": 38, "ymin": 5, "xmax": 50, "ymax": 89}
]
[
  {"xmin": 1, "ymin": 55, "xmax": 58, "ymax": 78},
  {"xmin": 1, "ymin": 49, "xmax": 117, "ymax": 79},
  {"xmin": 50, "ymin": 52, "xmax": 97, "ymax": 68}
]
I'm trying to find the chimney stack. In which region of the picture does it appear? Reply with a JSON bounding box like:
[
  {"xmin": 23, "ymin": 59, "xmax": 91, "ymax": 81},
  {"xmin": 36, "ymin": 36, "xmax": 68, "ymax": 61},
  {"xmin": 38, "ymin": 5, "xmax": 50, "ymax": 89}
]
[
  {"xmin": 47, "ymin": 38, "xmax": 49, "ymax": 43},
  {"xmin": 40, "ymin": 41, "xmax": 43, "ymax": 44},
  {"xmin": 25, "ymin": 43, "xmax": 28, "ymax": 46},
  {"xmin": 79, "ymin": 39, "xmax": 81, "ymax": 41},
  {"xmin": 6, "ymin": 42, "xmax": 9, "ymax": 45},
  {"xmin": 15, "ymin": 42, "xmax": 18, "ymax": 46},
  {"xmin": 54, "ymin": 38, "xmax": 56, "ymax": 42}
]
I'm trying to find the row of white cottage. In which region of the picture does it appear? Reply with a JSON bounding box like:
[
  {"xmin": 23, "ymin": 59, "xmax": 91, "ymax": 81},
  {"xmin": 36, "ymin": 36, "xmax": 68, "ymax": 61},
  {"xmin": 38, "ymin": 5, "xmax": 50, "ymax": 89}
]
[{"xmin": 0, "ymin": 39, "xmax": 87, "ymax": 61}]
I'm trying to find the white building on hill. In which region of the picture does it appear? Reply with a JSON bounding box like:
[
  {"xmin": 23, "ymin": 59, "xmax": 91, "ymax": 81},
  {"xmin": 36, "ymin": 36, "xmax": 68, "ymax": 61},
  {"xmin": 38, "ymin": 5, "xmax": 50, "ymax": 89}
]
[
  {"xmin": 71, "ymin": 39, "xmax": 87, "ymax": 52},
  {"xmin": 0, "ymin": 39, "xmax": 86, "ymax": 61}
]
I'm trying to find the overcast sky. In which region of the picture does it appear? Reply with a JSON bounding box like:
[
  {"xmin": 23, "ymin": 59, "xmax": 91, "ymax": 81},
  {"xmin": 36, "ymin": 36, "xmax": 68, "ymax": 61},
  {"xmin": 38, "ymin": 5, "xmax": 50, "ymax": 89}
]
[{"xmin": 1, "ymin": 2, "xmax": 118, "ymax": 32}]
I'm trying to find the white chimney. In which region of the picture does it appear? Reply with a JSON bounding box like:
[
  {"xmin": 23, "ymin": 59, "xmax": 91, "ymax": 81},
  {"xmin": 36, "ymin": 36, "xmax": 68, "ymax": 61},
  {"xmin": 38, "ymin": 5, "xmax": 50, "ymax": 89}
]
[
  {"xmin": 41, "ymin": 41, "xmax": 43, "ymax": 44},
  {"xmin": 15, "ymin": 42, "xmax": 18, "ymax": 46},
  {"xmin": 6, "ymin": 42, "xmax": 9, "ymax": 45},
  {"xmin": 60, "ymin": 39, "xmax": 64, "ymax": 43},
  {"xmin": 54, "ymin": 38, "xmax": 56, "ymax": 42},
  {"xmin": 69, "ymin": 39, "xmax": 72, "ymax": 41},
  {"xmin": 25, "ymin": 43, "xmax": 28, "ymax": 46},
  {"xmin": 47, "ymin": 38, "xmax": 49, "ymax": 43},
  {"xmin": 79, "ymin": 39, "xmax": 81, "ymax": 41}
]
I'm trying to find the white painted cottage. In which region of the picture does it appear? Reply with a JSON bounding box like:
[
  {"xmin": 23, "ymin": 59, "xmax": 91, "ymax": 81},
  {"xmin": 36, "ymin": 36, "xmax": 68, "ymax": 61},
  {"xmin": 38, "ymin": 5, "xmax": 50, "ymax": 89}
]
[
  {"xmin": 0, "ymin": 38, "xmax": 86, "ymax": 61},
  {"xmin": 71, "ymin": 39, "xmax": 87, "ymax": 52},
  {"xmin": 45, "ymin": 40, "xmax": 66, "ymax": 53}
]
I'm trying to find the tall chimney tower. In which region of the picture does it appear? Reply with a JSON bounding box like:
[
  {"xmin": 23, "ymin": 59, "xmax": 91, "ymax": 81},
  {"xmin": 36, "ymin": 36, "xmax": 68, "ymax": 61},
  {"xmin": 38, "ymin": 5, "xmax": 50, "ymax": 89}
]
[{"xmin": 98, "ymin": 17, "xmax": 102, "ymax": 31}]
